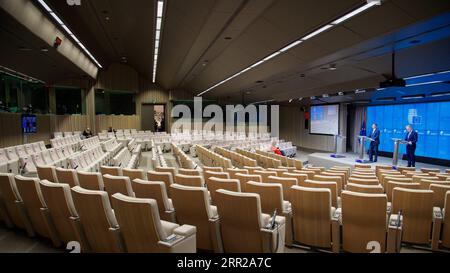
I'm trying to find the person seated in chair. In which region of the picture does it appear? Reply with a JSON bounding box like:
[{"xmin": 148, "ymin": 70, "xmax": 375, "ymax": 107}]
[{"xmin": 83, "ymin": 128, "xmax": 93, "ymax": 138}]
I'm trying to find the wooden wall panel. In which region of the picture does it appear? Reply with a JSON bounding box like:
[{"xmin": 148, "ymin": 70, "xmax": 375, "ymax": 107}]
[{"xmin": 95, "ymin": 115, "xmax": 140, "ymax": 132}]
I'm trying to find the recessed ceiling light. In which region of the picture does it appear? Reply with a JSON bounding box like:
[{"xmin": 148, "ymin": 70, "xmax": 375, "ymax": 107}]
[
  {"xmin": 41, "ymin": 48, "xmax": 49, "ymax": 52},
  {"xmin": 289, "ymin": 99, "xmax": 294, "ymax": 103}
]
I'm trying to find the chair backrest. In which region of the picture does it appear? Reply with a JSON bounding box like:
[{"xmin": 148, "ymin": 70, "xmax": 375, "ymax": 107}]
[
  {"xmin": 174, "ymin": 174, "xmax": 204, "ymax": 187},
  {"xmin": 235, "ymin": 173, "xmax": 262, "ymax": 192},
  {"xmin": 203, "ymin": 166, "xmax": 223, "ymax": 173},
  {"xmin": 293, "ymin": 170, "xmax": 315, "ymax": 179},
  {"xmin": 429, "ymin": 184, "xmax": 450, "ymax": 208},
  {"xmin": 103, "ymin": 175, "xmax": 134, "ymax": 199},
  {"xmin": 348, "ymin": 177, "xmax": 380, "ymax": 186},
  {"xmin": 412, "ymin": 175, "xmax": 437, "ymax": 184},
  {"xmin": 39, "ymin": 180, "xmax": 78, "ymax": 243},
  {"xmin": 77, "ymin": 171, "xmax": 104, "ymax": 191},
  {"xmin": 420, "ymin": 179, "xmax": 450, "ymax": 190},
  {"xmin": 155, "ymin": 166, "xmax": 177, "ymax": 179},
  {"xmin": 442, "ymin": 192, "xmax": 450, "ymax": 248},
  {"xmin": 37, "ymin": 166, "xmax": 58, "ymax": 183},
  {"xmin": 178, "ymin": 169, "xmax": 202, "ymax": 176},
  {"xmin": 245, "ymin": 182, "xmax": 284, "ymax": 214},
  {"xmin": 281, "ymin": 172, "xmax": 308, "ymax": 184},
  {"xmin": 147, "ymin": 171, "xmax": 174, "ymax": 194},
  {"xmin": 215, "ymin": 189, "xmax": 265, "ymax": 253},
  {"xmin": 386, "ymin": 181, "xmax": 420, "ymax": 202},
  {"xmin": 301, "ymin": 180, "xmax": 339, "ymax": 208},
  {"xmin": 14, "ymin": 175, "xmax": 50, "ymax": 238},
  {"xmin": 266, "ymin": 176, "xmax": 297, "ymax": 202},
  {"xmin": 346, "ymin": 183, "xmax": 384, "ymax": 194},
  {"xmin": 71, "ymin": 186, "xmax": 122, "ymax": 252},
  {"xmin": 206, "ymin": 177, "xmax": 241, "ymax": 205},
  {"xmin": 132, "ymin": 179, "xmax": 172, "ymax": 218},
  {"xmin": 122, "ymin": 168, "xmax": 146, "ymax": 181},
  {"xmin": 253, "ymin": 170, "xmax": 278, "ymax": 183},
  {"xmin": 392, "ymin": 188, "xmax": 434, "ymax": 244},
  {"xmin": 203, "ymin": 171, "xmax": 229, "ymax": 185},
  {"xmin": 355, "ymin": 164, "xmax": 372, "ymax": 169},
  {"xmin": 313, "ymin": 175, "xmax": 343, "ymax": 192},
  {"xmin": 341, "ymin": 191, "xmax": 388, "ymax": 253},
  {"xmin": 170, "ymin": 184, "xmax": 215, "ymax": 250},
  {"xmin": 56, "ymin": 168, "xmax": 79, "ymax": 188},
  {"xmin": 290, "ymin": 186, "xmax": 332, "ymax": 248},
  {"xmin": 111, "ymin": 193, "xmax": 170, "ymax": 253},
  {"xmin": 226, "ymin": 168, "xmax": 249, "ymax": 180},
  {"xmin": 0, "ymin": 173, "xmax": 24, "ymax": 228},
  {"xmin": 100, "ymin": 166, "xmax": 123, "ymax": 177}
]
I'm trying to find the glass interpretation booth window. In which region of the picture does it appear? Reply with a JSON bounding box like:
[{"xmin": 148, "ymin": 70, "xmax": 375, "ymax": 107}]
[{"xmin": 95, "ymin": 89, "xmax": 136, "ymax": 115}]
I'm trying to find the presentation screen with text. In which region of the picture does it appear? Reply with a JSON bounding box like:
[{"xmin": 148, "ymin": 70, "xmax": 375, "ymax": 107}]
[
  {"xmin": 310, "ymin": 104, "xmax": 339, "ymax": 135},
  {"xmin": 366, "ymin": 101, "xmax": 450, "ymax": 160}
]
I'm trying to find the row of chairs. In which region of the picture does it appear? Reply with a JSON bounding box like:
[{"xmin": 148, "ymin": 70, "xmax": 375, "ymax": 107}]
[
  {"xmin": 0, "ymin": 141, "xmax": 47, "ymax": 175},
  {"xmin": 254, "ymin": 149, "xmax": 304, "ymax": 169},
  {"xmin": 113, "ymin": 148, "xmax": 139, "ymax": 169},
  {"xmin": 196, "ymin": 145, "xmax": 232, "ymax": 170},
  {"xmin": 68, "ymin": 146, "xmax": 109, "ymax": 172},
  {"xmin": 127, "ymin": 139, "xmax": 142, "ymax": 155},
  {"xmin": 101, "ymin": 138, "xmax": 123, "ymax": 155},
  {"xmin": 50, "ymin": 135, "xmax": 81, "ymax": 151},
  {"xmin": 173, "ymin": 144, "xmax": 197, "ymax": 169},
  {"xmin": 53, "ymin": 131, "xmax": 82, "ymax": 138},
  {"xmin": 215, "ymin": 147, "xmax": 257, "ymax": 168},
  {"xmin": 79, "ymin": 136, "xmax": 101, "ymax": 151}
]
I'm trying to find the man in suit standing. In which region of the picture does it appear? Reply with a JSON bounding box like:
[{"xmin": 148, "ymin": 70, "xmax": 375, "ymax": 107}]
[
  {"xmin": 368, "ymin": 123, "xmax": 380, "ymax": 162},
  {"xmin": 405, "ymin": 125, "xmax": 418, "ymax": 167}
]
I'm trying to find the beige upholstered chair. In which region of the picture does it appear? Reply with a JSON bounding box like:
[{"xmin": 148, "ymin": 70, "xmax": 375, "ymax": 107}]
[
  {"xmin": 392, "ymin": 188, "xmax": 441, "ymax": 249},
  {"xmin": 348, "ymin": 177, "xmax": 380, "ymax": 186},
  {"xmin": 203, "ymin": 166, "xmax": 223, "ymax": 173},
  {"xmin": 71, "ymin": 186, "xmax": 124, "ymax": 253},
  {"xmin": 441, "ymin": 192, "xmax": 450, "ymax": 249},
  {"xmin": 170, "ymin": 184, "xmax": 223, "ymax": 252},
  {"xmin": 253, "ymin": 170, "xmax": 278, "ymax": 183},
  {"xmin": 215, "ymin": 189, "xmax": 286, "ymax": 253},
  {"xmin": 37, "ymin": 166, "xmax": 59, "ymax": 183},
  {"xmin": 39, "ymin": 180, "xmax": 86, "ymax": 248},
  {"xmin": 103, "ymin": 174, "xmax": 135, "ymax": 200},
  {"xmin": 301, "ymin": 180, "xmax": 340, "ymax": 208},
  {"xmin": 77, "ymin": 171, "xmax": 105, "ymax": 191},
  {"xmin": 206, "ymin": 177, "xmax": 241, "ymax": 205},
  {"xmin": 132, "ymin": 179, "xmax": 175, "ymax": 222},
  {"xmin": 341, "ymin": 191, "xmax": 402, "ymax": 253},
  {"xmin": 235, "ymin": 173, "xmax": 262, "ymax": 192},
  {"xmin": 0, "ymin": 173, "xmax": 33, "ymax": 234},
  {"xmin": 292, "ymin": 170, "xmax": 315, "ymax": 179},
  {"xmin": 243, "ymin": 166, "xmax": 264, "ymax": 174},
  {"xmin": 290, "ymin": 186, "xmax": 339, "ymax": 252},
  {"xmin": 56, "ymin": 168, "xmax": 79, "ymax": 187},
  {"xmin": 100, "ymin": 166, "xmax": 123, "ymax": 176},
  {"xmin": 281, "ymin": 172, "xmax": 308, "ymax": 185},
  {"xmin": 226, "ymin": 168, "xmax": 249, "ymax": 180},
  {"xmin": 122, "ymin": 168, "xmax": 146, "ymax": 181},
  {"xmin": 385, "ymin": 181, "xmax": 420, "ymax": 202},
  {"xmin": 111, "ymin": 193, "xmax": 196, "ymax": 253},
  {"xmin": 174, "ymin": 174, "xmax": 204, "ymax": 188},
  {"xmin": 14, "ymin": 175, "xmax": 60, "ymax": 246},
  {"xmin": 203, "ymin": 171, "xmax": 229, "ymax": 186},
  {"xmin": 155, "ymin": 166, "xmax": 177, "ymax": 179},
  {"xmin": 148, "ymin": 171, "xmax": 174, "ymax": 196},
  {"xmin": 429, "ymin": 184, "xmax": 450, "ymax": 208},
  {"xmin": 314, "ymin": 175, "xmax": 343, "ymax": 193},
  {"xmin": 346, "ymin": 183, "xmax": 384, "ymax": 194},
  {"xmin": 178, "ymin": 168, "xmax": 202, "ymax": 176},
  {"xmin": 420, "ymin": 179, "xmax": 450, "ymax": 190},
  {"xmin": 266, "ymin": 176, "xmax": 297, "ymax": 202}
]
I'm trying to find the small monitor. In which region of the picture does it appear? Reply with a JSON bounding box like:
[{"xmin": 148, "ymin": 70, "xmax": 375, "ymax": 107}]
[{"xmin": 21, "ymin": 114, "xmax": 37, "ymax": 134}]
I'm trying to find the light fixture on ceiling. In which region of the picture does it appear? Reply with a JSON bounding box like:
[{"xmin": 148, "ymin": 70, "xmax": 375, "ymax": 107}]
[
  {"xmin": 197, "ymin": 0, "xmax": 381, "ymax": 96},
  {"xmin": 338, "ymin": 92, "xmax": 345, "ymax": 96},
  {"xmin": 152, "ymin": 0, "xmax": 165, "ymax": 83},
  {"xmin": 289, "ymin": 99, "xmax": 294, "ymax": 103},
  {"xmin": 402, "ymin": 94, "xmax": 425, "ymax": 100},
  {"xmin": 36, "ymin": 0, "xmax": 102, "ymax": 68},
  {"xmin": 355, "ymin": 89, "xmax": 366, "ymax": 94},
  {"xmin": 298, "ymin": 97, "xmax": 303, "ymax": 101},
  {"xmin": 249, "ymin": 99, "xmax": 275, "ymax": 105},
  {"xmin": 322, "ymin": 94, "xmax": 330, "ymax": 98},
  {"xmin": 406, "ymin": 81, "xmax": 443, "ymax": 87},
  {"xmin": 431, "ymin": 91, "xmax": 450, "ymax": 97}
]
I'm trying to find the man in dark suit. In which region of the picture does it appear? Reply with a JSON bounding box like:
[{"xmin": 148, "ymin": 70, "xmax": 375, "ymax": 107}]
[
  {"xmin": 368, "ymin": 123, "xmax": 380, "ymax": 162},
  {"xmin": 405, "ymin": 125, "xmax": 418, "ymax": 167}
]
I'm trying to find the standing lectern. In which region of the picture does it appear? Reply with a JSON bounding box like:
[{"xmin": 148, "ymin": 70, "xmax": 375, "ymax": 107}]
[
  {"xmin": 331, "ymin": 135, "xmax": 347, "ymax": 158},
  {"xmin": 392, "ymin": 138, "xmax": 409, "ymax": 166},
  {"xmin": 356, "ymin": 136, "xmax": 372, "ymax": 164}
]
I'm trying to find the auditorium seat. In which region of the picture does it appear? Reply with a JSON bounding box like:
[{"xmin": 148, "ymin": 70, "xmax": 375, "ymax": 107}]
[
  {"xmin": 290, "ymin": 186, "xmax": 339, "ymax": 252},
  {"xmin": 0, "ymin": 173, "xmax": 33, "ymax": 234},
  {"xmin": 215, "ymin": 189, "xmax": 285, "ymax": 253},
  {"xmin": 103, "ymin": 175, "xmax": 135, "ymax": 200},
  {"xmin": 206, "ymin": 177, "xmax": 241, "ymax": 205},
  {"xmin": 267, "ymin": 176, "xmax": 297, "ymax": 202},
  {"xmin": 441, "ymin": 192, "xmax": 450, "ymax": 249},
  {"xmin": 55, "ymin": 168, "xmax": 79, "ymax": 187},
  {"xmin": 245, "ymin": 181, "xmax": 293, "ymax": 245},
  {"xmin": 350, "ymin": 173, "xmax": 378, "ymax": 180},
  {"xmin": 0, "ymin": 148, "xmax": 19, "ymax": 174},
  {"xmin": 122, "ymin": 168, "xmax": 145, "ymax": 181},
  {"xmin": 412, "ymin": 175, "xmax": 439, "ymax": 184},
  {"xmin": 226, "ymin": 168, "xmax": 249, "ymax": 180},
  {"xmin": 148, "ymin": 171, "xmax": 174, "ymax": 196},
  {"xmin": 71, "ymin": 186, "xmax": 124, "ymax": 252},
  {"xmin": 253, "ymin": 170, "xmax": 278, "ymax": 183},
  {"xmin": 354, "ymin": 164, "xmax": 372, "ymax": 169},
  {"xmin": 301, "ymin": 180, "xmax": 340, "ymax": 208},
  {"xmin": 420, "ymin": 179, "xmax": 450, "ymax": 190},
  {"xmin": 429, "ymin": 184, "xmax": 450, "ymax": 208},
  {"xmin": 313, "ymin": 175, "xmax": 343, "ymax": 193},
  {"xmin": 341, "ymin": 191, "xmax": 401, "ymax": 253},
  {"xmin": 421, "ymin": 168, "xmax": 441, "ymax": 174},
  {"xmin": 392, "ymin": 188, "xmax": 441, "ymax": 248},
  {"xmin": 235, "ymin": 173, "xmax": 262, "ymax": 192},
  {"xmin": 39, "ymin": 180, "xmax": 85, "ymax": 247},
  {"xmin": 14, "ymin": 175, "xmax": 60, "ymax": 245},
  {"xmin": 243, "ymin": 166, "xmax": 264, "ymax": 174},
  {"xmin": 100, "ymin": 166, "xmax": 123, "ymax": 176},
  {"xmin": 169, "ymin": 184, "xmax": 223, "ymax": 252},
  {"xmin": 325, "ymin": 169, "xmax": 349, "ymax": 183},
  {"xmin": 346, "ymin": 183, "xmax": 384, "ymax": 194},
  {"xmin": 174, "ymin": 174, "xmax": 204, "ymax": 188},
  {"xmin": 397, "ymin": 167, "xmax": 416, "ymax": 173},
  {"xmin": 437, "ymin": 174, "xmax": 450, "ymax": 181},
  {"xmin": 386, "ymin": 181, "xmax": 420, "ymax": 202},
  {"xmin": 348, "ymin": 177, "xmax": 380, "ymax": 186},
  {"xmin": 203, "ymin": 171, "xmax": 229, "ymax": 185},
  {"xmin": 77, "ymin": 171, "xmax": 105, "ymax": 191},
  {"xmin": 132, "ymin": 179, "xmax": 175, "ymax": 222},
  {"xmin": 155, "ymin": 166, "xmax": 177, "ymax": 179},
  {"xmin": 178, "ymin": 169, "xmax": 201, "ymax": 176},
  {"xmin": 36, "ymin": 166, "xmax": 59, "ymax": 183},
  {"xmin": 110, "ymin": 193, "xmax": 196, "ymax": 253},
  {"xmin": 292, "ymin": 170, "xmax": 315, "ymax": 179},
  {"xmin": 202, "ymin": 166, "xmax": 223, "ymax": 173},
  {"xmin": 281, "ymin": 172, "xmax": 308, "ymax": 185}
]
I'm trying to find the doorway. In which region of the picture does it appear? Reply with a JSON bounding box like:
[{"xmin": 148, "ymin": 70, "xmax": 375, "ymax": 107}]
[{"xmin": 141, "ymin": 104, "xmax": 166, "ymax": 132}]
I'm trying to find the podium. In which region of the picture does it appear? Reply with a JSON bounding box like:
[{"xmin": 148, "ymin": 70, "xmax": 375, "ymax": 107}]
[
  {"xmin": 356, "ymin": 136, "xmax": 372, "ymax": 164},
  {"xmin": 330, "ymin": 135, "xmax": 347, "ymax": 158},
  {"xmin": 392, "ymin": 138, "xmax": 409, "ymax": 166}
]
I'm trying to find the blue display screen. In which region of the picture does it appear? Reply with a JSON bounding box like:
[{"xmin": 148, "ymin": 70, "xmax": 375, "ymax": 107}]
[{"xmin": 366, "ymin": 102, "xmax": 450, "ymax": 160}]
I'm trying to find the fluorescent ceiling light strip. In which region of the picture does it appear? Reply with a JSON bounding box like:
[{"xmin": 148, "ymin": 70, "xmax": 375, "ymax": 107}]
[
  {"xmin": 37, "ymin": 0, "xmax": 102, "ymax": 68},
  {"xmin": 198, "ymin": 0, "xmax": 381, "ymax": 96},
  {"xmin": 153, "ymin": 0, "xmax": 165, "ymax": 83},
  {"xmin": 406, "ymin": 81, "xmax": 443, "ymax": 87}
]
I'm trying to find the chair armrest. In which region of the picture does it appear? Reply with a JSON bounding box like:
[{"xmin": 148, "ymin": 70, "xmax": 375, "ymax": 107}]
[
  {"xmin": 333, "ymin": 208, "xmax": 342, "ymax": 225},
  {"xmin": 433, "ymin": 207, "xmax": 443, "ymax": 221},
  {"xmin": 387, "ymin": 214, "xmax": 403, "ymax": 253},
  {"xmin": 432, "ymin": 207, "xmax": 443, "ymax": 251},
  {"xmin": 387, "ymin": 202, "xmax": 392, "ymax": 215},
  {"xmin": 173, "ymin": 224, "xmax": 196, "ymax": 238}
]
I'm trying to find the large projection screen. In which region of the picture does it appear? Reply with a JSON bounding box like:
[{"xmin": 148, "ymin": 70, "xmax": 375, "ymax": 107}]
[{"xmin": 310, "ymin": 104, "xmax": 340, "ymax": 135}]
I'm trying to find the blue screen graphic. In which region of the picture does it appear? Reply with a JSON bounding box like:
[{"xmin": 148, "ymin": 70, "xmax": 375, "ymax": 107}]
[{"xmin": 366, "ymin": 102, "xmax": 450, "ymax": 160}]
